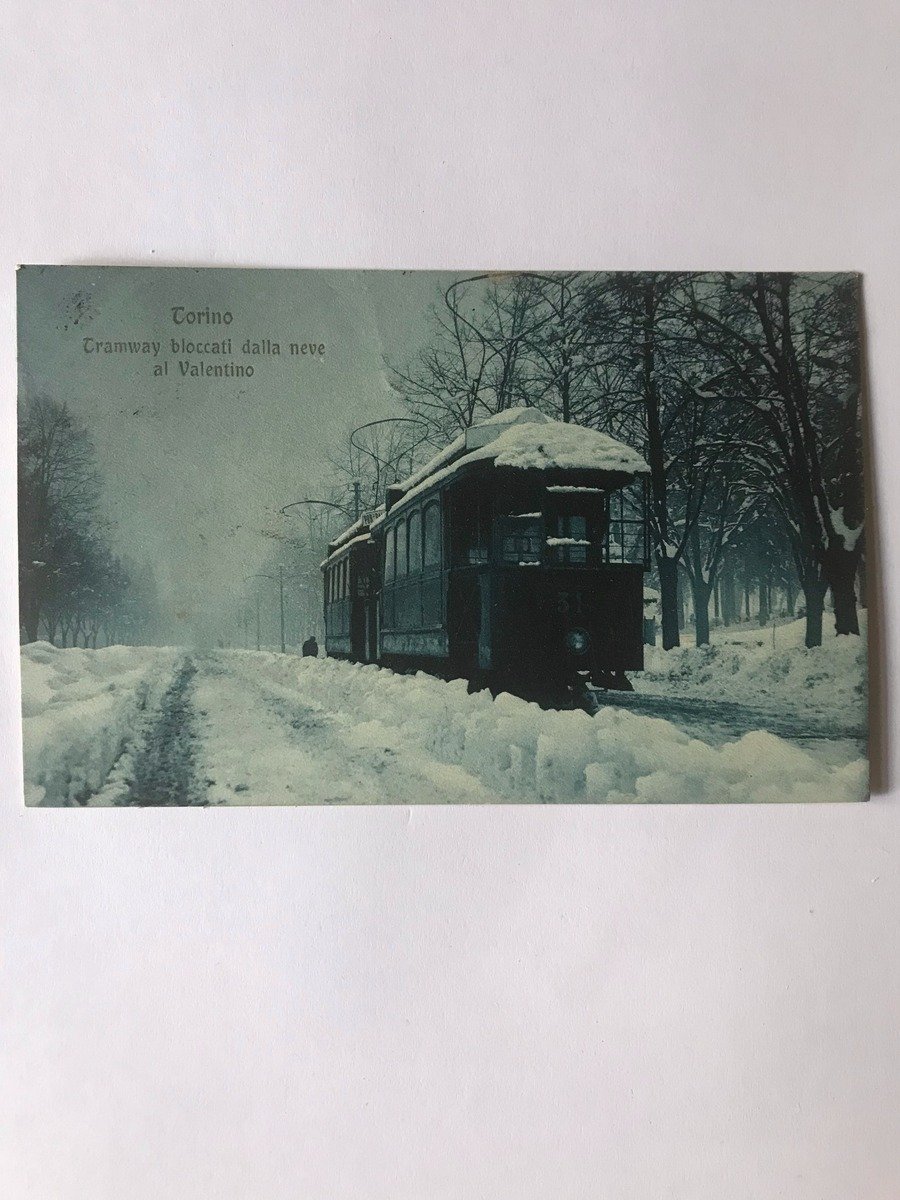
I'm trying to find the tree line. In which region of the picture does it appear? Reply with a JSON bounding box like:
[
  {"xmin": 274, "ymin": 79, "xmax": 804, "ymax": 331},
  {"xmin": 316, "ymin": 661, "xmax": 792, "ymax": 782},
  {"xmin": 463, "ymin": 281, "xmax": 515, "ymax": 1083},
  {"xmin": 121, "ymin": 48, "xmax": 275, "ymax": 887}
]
[
  {"xmin": 18, "ymin": 393, "xmax": 161, "ymax": 647},
  {"xmin": 382, "ymin": 271, "xmax": 864, "ymax": 650}
]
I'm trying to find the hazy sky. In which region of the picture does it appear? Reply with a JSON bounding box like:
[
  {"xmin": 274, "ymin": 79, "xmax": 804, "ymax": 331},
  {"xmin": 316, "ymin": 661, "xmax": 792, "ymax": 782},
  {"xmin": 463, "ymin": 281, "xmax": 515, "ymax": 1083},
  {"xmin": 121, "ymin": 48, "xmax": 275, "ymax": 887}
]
[{"xmin": 18, "ymin": 266, "xmax": 462, "ymax": 642}]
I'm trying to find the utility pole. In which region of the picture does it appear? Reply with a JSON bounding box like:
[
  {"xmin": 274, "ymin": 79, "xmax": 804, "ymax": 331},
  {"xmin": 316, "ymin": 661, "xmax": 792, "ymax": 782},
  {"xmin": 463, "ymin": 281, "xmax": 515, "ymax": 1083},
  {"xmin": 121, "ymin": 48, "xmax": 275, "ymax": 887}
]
[
  {"xmin": 353, "ymin": 480, "xmax": 361, "ymax": 520},
  {"xmin": 255, "ymin": 592, "xmax": 261, "ymax": 651}
]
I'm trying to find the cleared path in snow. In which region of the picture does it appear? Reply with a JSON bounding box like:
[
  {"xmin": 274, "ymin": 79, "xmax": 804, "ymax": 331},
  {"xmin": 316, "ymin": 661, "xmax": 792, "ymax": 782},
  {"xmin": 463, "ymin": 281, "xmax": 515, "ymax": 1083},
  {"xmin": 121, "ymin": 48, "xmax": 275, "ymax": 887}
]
[
  {"xmin": 121, "ymin": 655, "xmax": 203, "ymax": 805},
  {"xmin": 592, "ymin": 689, "xmax": 866, "ymax": 766}
]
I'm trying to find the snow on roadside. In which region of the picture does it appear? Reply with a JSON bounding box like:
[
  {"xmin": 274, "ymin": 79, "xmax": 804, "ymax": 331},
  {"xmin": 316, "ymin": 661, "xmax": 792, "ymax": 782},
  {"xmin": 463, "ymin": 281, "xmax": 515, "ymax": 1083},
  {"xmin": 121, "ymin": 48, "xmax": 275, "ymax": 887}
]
[
  {"xmin": 222, "ymin": 653, "xmax": 868, "ymax": 804},
  {"xmin": 192, "ymin": 659, "xmax": 494, "ymax": 805},
  {"xmin": 20, "ymin": 642, "xmax": 179, "ymax": 806},
  {"xmin": 637, "ymin": 614, "xmax": 867, "ymax": 721}
]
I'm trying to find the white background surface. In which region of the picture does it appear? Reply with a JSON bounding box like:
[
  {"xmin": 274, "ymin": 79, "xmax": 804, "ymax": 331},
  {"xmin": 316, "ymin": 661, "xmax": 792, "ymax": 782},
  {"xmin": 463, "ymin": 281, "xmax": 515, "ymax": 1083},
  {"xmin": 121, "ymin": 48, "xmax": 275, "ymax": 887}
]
[{"xmin": 2, "ymin": 3, "xmax": 898, "ymax": 1197}]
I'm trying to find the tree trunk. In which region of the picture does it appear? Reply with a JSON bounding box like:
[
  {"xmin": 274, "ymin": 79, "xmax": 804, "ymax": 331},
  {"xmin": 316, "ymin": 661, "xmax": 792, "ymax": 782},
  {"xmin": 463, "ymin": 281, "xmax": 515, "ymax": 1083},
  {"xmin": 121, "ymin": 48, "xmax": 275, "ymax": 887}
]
[
  {"xmin": 802, "ymin": 574, "xmax": 827, "ymax": 648},
  {"xmin": 785, "ymin": 576, "xmax": 796, "ymax": 617},
  {"xmin": 820, "ymin": 545, "xmax": 860, "ymax": 636},
  {"xmin": 829, "ymin": 566, "xmax": 860, "ymax": 636},
  {"xmin": 758, "ymin": 575, "xmax": 770, "ymax": 626},
  {"xmin": 743, "ymin": 581, "xmax": 751, "ymax": 620},
  {"xmin": 642, "ymin": 277, "xmax": 679, "ymax": 651},
  {"xmin": 692, "ymin": 578, "xmax": 712, "ymax": 646},
  {"xmin": 21, "ymin": 589, "xmax": 41, "ymax": 642},
  {"xmin": 658, "ymin": 556, "xmax": 680, "ymax": 650}
]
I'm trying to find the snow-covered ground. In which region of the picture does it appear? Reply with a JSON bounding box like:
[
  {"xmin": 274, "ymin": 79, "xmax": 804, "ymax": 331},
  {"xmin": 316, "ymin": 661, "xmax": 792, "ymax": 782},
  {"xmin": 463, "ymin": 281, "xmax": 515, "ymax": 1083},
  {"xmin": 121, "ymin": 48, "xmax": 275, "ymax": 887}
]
[
  {"xmin": 20, "ymin": 641, "xmax": 868, "ymax": 806},
  {"xmin": 20, "ymin": 642, "xmax": 180, "ymax": 806},
  {"xmin": 637, "ymin": 613, "xmax": 868, "ymax": 723}
]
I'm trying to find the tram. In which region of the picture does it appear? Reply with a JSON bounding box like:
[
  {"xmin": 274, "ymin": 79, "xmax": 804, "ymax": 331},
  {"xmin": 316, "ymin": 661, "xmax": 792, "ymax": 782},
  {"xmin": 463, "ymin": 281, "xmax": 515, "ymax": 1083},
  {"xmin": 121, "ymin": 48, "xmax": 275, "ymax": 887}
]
[{"xmin": 322, "ymin": 407, "xmax": 649, "ymax": 703}]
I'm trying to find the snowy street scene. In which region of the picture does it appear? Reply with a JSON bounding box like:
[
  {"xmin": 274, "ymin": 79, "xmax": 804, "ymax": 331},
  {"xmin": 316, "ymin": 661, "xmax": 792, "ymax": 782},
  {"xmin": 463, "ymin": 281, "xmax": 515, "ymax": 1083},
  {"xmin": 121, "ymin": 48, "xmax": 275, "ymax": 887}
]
[
  {"xmin": 17, "ymin": 267, "xmax": 868, "ymax": 804},
  {"xmin": 21, "ymin": 627, "xmax": 866, "ymax": 806}
]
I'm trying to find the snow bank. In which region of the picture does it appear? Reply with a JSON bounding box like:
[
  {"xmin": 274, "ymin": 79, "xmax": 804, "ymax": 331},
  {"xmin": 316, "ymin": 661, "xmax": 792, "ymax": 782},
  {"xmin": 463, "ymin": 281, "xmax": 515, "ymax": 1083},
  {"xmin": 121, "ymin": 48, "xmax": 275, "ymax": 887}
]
[
  {"xmin": 639, "ymin": 614, "xmax": 868, "ymax": 721},
  {"xmin": 225, "ymin": 654, "xmax": 867, "ymax": 803},
  {"xmin": 20, "ymin": 643, "xmax": 179, "ymax": 805}
]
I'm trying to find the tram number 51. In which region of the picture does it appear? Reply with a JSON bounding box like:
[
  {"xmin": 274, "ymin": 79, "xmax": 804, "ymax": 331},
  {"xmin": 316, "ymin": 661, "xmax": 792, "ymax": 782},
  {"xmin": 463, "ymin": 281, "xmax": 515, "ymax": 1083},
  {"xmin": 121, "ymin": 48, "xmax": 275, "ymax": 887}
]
[{"xmin": 557, "ymin": 591, "xmax": 584, "ymax": 617}]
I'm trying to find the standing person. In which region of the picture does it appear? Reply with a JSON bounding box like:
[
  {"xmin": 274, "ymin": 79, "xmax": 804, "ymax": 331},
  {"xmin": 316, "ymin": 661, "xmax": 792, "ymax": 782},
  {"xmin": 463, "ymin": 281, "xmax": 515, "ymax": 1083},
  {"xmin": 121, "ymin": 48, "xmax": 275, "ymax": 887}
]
[{"xmin": 301, "ymin": 634, "xmax": 319, "ymax": 658}]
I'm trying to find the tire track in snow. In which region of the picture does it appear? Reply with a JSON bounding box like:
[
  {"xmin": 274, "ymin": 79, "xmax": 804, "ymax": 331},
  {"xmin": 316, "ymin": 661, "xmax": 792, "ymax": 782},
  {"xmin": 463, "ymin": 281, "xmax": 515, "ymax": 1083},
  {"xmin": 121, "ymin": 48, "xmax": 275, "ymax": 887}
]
[{"xmin": 118, "ymin": 655, "xmax": 204, "ymax": 806}]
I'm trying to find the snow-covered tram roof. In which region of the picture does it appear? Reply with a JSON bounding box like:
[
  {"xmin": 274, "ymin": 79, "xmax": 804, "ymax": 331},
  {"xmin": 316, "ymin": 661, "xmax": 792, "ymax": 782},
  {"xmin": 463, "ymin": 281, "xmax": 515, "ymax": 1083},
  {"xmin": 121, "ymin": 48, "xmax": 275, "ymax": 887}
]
[
  {"xmin": 321, "ymin": 507, "xmax": 384, "ymax": 569},
  {"xmin": 386, "ymin": 406, "xmax": 648, "ymax": 516}
]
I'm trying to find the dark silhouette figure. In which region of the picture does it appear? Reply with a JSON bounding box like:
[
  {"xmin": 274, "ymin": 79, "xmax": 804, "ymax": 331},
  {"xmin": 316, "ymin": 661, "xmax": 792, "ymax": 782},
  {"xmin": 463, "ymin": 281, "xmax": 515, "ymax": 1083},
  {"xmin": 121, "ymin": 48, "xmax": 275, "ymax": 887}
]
[{"xmin": 301, "ymin": 635, "xmax": 319, "ymax": 658}]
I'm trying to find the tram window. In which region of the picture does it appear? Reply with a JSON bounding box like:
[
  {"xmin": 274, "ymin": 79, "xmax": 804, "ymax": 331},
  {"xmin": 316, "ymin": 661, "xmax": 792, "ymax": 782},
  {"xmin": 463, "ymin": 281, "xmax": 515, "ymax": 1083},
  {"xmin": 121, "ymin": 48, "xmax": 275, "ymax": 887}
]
[
  {"xmin": 605, "ymin": 486, "xmax": 646, "ymax": 564},
  {"xmin": 408, "ymin": 509, "xmax": 422, "ymax": 574},
  {"xmin": 549, "ymin": 514, "xmax": 589, "ymax": 564},
  {"xmin": 499, "ymin": 515, "xmax": 541, "ymax": 564},
  {"xmin": 385, "ymin": 527, "xmax": 395, "ymax": 581},
  {"xmin": 423, "ymin": 501, "xmax": 441, "ymax": 567},
  {"xmin": 452, "ymin": 490, "xmax": 489, "ymax": 565},
  {"xmin": 341, "ymin": 559, "xmax": 348, "ymax": 598},
  {"xmin": 549, "ymin": 513, "xmax": 592, "ymax": 564},
  {"xmin": 396, "ymin": 519, "xmax": 408, "ymax": 576}
]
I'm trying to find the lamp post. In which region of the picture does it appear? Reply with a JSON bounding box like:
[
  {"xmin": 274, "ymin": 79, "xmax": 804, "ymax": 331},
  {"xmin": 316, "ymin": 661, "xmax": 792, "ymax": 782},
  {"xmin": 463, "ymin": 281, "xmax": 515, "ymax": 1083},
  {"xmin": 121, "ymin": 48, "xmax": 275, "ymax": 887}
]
[{"xmin": 244, "ymin": 572, "xmax": 284, "ymax": 653}]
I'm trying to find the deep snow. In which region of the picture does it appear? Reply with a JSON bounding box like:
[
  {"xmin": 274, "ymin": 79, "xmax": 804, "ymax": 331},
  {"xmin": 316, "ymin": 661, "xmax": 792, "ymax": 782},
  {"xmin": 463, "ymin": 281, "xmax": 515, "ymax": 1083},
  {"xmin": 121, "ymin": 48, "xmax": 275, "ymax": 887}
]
[
  {"xmin": 20, "ymin": 642, "xmax": 867, "ymax": 806},
  {"xmin": 637, "ymin": 613, "xmax": 868, "ymax": 723},
  {"xmin": 20, "ymin": 642, "xmax": 180, "ymax": 805}
]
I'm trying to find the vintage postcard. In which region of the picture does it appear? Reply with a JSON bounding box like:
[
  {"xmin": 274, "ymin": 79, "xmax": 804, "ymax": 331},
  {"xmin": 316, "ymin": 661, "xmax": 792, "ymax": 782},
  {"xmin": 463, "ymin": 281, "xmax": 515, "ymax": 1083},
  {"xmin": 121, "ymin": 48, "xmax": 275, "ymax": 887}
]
[{"xmin": 16, "ymin": 267, "xmax": 868, "ymax": 804}]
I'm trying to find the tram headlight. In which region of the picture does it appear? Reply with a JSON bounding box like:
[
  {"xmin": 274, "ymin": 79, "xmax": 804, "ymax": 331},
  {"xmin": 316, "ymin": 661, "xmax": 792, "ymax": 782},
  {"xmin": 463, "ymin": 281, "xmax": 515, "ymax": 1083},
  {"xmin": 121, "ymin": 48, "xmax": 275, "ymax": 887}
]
[{"xmin": 564, "ymin": 628, "xmax": 590, "ymax": 654}]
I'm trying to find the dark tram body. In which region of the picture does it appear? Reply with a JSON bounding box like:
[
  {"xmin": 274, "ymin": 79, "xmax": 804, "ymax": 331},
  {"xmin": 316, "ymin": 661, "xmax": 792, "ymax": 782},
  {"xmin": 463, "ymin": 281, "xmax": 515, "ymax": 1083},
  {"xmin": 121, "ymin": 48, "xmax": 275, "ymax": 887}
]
[{"xmin": 323, "ymin": 409, "xmax": 649, "ymax": 701}]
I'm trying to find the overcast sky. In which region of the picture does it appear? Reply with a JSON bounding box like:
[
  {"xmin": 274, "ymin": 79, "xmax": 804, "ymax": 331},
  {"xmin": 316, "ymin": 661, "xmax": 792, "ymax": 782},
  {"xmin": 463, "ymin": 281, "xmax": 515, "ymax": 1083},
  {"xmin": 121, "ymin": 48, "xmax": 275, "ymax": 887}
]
[{"xmin": 18, "ymin": 265, "xmax": 462, "ymax": 642}]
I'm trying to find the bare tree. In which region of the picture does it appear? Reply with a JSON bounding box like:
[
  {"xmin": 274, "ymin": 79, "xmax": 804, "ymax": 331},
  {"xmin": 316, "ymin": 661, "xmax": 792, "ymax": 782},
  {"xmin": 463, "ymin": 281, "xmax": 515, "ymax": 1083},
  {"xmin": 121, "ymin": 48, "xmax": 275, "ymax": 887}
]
[
  {"xmin": 688, "ymin": 273, "xmax": 863, "ymax": 646},
  {"xmin": 18, "ymin": 394, "xmax": 101, "ymax": 642}
]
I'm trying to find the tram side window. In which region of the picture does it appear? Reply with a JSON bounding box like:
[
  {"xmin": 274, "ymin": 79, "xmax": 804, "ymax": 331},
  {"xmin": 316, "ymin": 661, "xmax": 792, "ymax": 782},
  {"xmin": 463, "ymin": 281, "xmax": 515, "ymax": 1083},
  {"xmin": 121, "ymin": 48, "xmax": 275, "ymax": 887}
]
[
  {"xmin": 549, "ymin": 513, "xmax": 589, "ymax": 564},
  {"xmin": 606, "ymin": 484, "xmax": 646, "ymax": 564},
  {"xmin": 499, "ymin": 514, "xmax": 541, "ymax": 564},
  {"xmin": 396, "ymin": 519, "xmax": 408, "ymax": 577},
  {"xmin": 408, "ymin": 509, "xmax": 422, "ymax": 575},
  {"xmin": 341, "ymin": 559, "xmax": 347, "ymax": 599},
  {"xmin": 423, "ymin": 501, "xmax": 441, "ymax": 567},
  {"xmin": 451, "ymin": 489, "xmax": 489, "ymax": 565},
  {"xmin": 385, "ymin": 526, "xmax": 395, "ymax": 582}
]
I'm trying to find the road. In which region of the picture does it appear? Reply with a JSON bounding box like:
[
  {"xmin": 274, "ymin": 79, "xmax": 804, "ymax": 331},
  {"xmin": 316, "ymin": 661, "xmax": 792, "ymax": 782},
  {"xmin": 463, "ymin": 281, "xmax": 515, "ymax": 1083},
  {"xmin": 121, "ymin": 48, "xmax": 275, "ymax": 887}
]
[
  {"xmin": 82, "ymin": 651, "xmax": 865, "ymax": 806},
  {"xmin": 592, "ymin": 688, "xmax": 866, "ymax": 766},
  {"xmin": 103, "ymin": 653, "xmax": 494, "ymax": 806}
]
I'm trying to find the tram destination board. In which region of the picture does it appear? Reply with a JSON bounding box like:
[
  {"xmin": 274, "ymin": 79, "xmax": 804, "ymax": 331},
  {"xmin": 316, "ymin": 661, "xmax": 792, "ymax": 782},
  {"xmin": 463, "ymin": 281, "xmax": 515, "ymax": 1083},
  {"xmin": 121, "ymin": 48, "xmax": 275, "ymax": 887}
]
[{"xmin": 16, "ymin": 266, "xmax": 869, "ymax": 805}]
